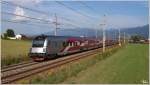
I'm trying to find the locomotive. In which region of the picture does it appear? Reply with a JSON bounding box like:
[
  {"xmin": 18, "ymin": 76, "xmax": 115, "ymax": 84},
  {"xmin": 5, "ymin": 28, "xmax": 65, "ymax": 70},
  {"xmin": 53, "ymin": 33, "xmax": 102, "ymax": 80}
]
[{"xmin": 29, "ymin": 35, "xmax": 117, "ymax": 61}]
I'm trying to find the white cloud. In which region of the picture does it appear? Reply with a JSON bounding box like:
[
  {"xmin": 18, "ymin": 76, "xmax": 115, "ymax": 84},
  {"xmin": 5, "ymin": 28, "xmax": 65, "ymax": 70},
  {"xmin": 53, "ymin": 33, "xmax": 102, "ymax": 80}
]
[
  {"xmin": 10, "ymin": 0, "xmax": 41, "ymax": 5},
  {"xmin": 7, "ymin": 0, "xmax": 148, "ymax": 30},
  {"xmin": 12, "ymin": 6, "xmax": 28, "ymax": 21}
]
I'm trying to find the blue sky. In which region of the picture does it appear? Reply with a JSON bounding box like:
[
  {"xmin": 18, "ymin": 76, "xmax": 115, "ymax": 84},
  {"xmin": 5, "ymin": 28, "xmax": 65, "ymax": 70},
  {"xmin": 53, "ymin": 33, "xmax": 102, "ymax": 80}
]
[{"xmin": 1, "ymin": 0, "xmax": 149, "ymax": 35}]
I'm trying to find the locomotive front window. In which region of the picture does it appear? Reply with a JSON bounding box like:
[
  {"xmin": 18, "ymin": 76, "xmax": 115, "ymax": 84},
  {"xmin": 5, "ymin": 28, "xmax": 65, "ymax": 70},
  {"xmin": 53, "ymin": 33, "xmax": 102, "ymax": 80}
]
[{"xmin": 32, "ymin": 40, "xmax": 45, "ymax": 47}]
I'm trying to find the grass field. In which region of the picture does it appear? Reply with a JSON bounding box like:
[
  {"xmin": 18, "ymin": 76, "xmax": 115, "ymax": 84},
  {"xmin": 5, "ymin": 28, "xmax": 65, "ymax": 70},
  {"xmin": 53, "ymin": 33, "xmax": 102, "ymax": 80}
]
[
  {"xmin": 21, "ymin": 45, "xmax": 120, "ymax": 84},
  {"xmin": 1, "ymin": 39, "xmax": 31, "ymax": 66},
  {"xmin": 63, "ymin": 44, "xmax": 149, "ymax": 84}
]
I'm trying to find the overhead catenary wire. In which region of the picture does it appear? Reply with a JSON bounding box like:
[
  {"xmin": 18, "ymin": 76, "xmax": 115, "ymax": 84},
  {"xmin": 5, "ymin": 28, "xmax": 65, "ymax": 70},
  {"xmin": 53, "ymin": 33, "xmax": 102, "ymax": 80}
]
[
  {"xmin": 79, "ymin": 1, "xmax": 97, "ymax": 13},
  {"xmin": 2, "ymin": 19, "xmax": 81, "ymax": 31},
  {"xmin": 2, "ymin": 12, "xmax": 53, "ymax": 24},
  {"xmin": 55, "ymin": 1, "xmax": 89, "ymax": 18},
  {"xmin": 2, "ymin": 12, "xmax": 82, "ymax": 30},
  {"xmin": 78, "ymin": 1, "xmax": 100, "ymax": 38},
  {"xmin": 1, "ymin": 0, "xmax": 99, "ymax": 37},
  {"xmin": 1, "ymin": 1, "xmax": 83, "ymax": 29},
  {"xmin": 2, "ymin": 19, "xmax": 53, "ymax": 29},
  {"xmin": 55, "ymin": 1, "xmax": 97, "ymax": 21},
  {"xmin": 0, "ymin": 1, "xmax": 52, "ymax": 16}
]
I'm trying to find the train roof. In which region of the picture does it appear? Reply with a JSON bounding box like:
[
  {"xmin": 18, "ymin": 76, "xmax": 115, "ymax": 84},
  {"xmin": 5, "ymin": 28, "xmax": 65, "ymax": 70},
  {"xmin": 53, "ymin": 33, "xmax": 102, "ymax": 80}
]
[
  {"xmin": 34, "ymin": 35, "xmax": 100, "ymax": 42},
  {"xmin": 34, "ymin": 35, "xmax": 83, "ymax": 41}
]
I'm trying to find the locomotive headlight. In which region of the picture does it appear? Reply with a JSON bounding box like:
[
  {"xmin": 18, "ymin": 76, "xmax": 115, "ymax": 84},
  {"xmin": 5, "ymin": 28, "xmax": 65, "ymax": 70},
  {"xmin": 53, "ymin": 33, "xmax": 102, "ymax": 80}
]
[{"xmin": 43, "ymin": 48, "xmax": 46, "ymax": 52}]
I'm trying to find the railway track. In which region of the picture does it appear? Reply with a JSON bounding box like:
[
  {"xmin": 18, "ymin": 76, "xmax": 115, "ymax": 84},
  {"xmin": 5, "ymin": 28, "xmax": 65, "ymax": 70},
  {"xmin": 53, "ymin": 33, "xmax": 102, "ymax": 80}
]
[
  {"xmin": 1, "ymin": 61, "xmax": 38, "ymax": 72},
  {"xmin": 1, "ymin": 45, "xmax": 116, "ymax": 84}
]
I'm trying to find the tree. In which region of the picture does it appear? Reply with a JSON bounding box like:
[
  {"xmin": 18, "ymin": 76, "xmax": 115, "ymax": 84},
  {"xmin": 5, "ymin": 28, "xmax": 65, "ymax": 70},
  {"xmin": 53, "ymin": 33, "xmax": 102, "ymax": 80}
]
[
  {"xmin": 130, "ymin": 34, "xmax": 145, "ymax": 43},
  {"xmin": 4, "ymin": 33, "xmax": 8, "ymax": 39},
  {"xmin": 6, "ymin": 29, "xmax": 15, "ymax": 37}
]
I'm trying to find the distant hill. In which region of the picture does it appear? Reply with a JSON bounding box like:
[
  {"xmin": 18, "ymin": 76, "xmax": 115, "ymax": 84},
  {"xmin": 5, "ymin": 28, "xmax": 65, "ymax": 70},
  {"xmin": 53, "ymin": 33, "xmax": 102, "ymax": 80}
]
[
  {"xmin": 121, "ymin": 24, "xmax": 149, "ymax": 39},
  {"xmin": 45, "ymin": 28, "xmax": 99, "ymax": 37},
  {"xmin": 40, "ymin": 24, "xmax": 149, "ymax": 39},
  {"xmin": 105, "ymin": 24, "xmax": 149, "ymax": 39}
]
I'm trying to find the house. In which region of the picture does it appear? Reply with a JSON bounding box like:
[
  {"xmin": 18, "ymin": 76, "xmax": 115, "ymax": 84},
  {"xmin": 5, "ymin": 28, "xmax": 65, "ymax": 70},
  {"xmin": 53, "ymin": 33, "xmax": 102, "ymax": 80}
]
[
  {"xmin": 15, "ymin": 34, "xmax": 22, "ymax": 40},
  {"xmin": 8, "ymin": 37, "xmax": 16, "ymax": 40},
  {"xmin": 8, "ymin": 34, "xmax": 22, "ymax": 40}
]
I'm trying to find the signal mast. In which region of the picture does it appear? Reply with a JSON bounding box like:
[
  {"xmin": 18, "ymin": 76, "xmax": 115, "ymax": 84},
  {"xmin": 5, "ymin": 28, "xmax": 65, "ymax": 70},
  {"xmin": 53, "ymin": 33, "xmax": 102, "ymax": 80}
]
[
  {"xmin": 100, "ymin": 14, "xmax": 107, "ymax": 52},
  {"xmin": 53, "ymin": 13, "xmax": 60, "ymax": 36}
]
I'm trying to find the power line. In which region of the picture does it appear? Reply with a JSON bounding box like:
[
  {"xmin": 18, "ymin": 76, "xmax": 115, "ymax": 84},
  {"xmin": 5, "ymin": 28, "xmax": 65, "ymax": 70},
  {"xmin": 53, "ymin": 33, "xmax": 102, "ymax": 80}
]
[
  {"xmin": 2, "ymin": 19, "xmax": 52, "ymax": 29},
  {"xmin": 1, "ymin": 1, "xmax": 83, "ymax": 28},
  {"xmin": 79, "ymin": 1, "xmax": 99, "ymax": 38},
  {"xmin": 2, "ymin": 19, "xmax": 83, "ymax": 33},
  {"xmin": 2, "ymin": 11, "xmax": 82, "ymax": 29},
  {"xmin": 2, "ymin": 12, "xmax": 53, "ymax": 24},
  {"xmin": 79, "ymin": 1, "xmax": 97, "ymax": 13},
  {"xmin": 1, "ymin": 1, "xmax": 95, "ymax": 31},
  {"xmin": 59, "ymin": 16, "xmax": 81, "ymax": 27},
  {"xmin": 61, "ymin": 23, "xmax": 81, "ymax": 29},
  {"xmin": 1, "ymin": 1, "xmax": 52, "ymax": 16},
  {"xmin": 56, "ymin": 1, "xmax": 99, "ymax": 37},
  {"xmin": 55, "ymin": 1, "xmax": 93, "ymax": 19}
]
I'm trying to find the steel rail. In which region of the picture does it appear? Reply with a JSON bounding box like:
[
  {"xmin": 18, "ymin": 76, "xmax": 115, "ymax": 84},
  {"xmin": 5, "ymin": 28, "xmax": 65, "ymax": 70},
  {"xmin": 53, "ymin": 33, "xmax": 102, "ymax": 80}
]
[{"xmin": 2, "ymin": 45, "xmax": 116, "ymax": 84}]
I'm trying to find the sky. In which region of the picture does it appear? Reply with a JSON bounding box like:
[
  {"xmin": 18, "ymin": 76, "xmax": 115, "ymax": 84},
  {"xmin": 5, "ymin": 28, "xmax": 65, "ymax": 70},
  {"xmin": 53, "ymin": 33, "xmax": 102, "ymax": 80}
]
[{"xmin": 1, "ymin": 0, "xmax": 149, "ymax": 35}]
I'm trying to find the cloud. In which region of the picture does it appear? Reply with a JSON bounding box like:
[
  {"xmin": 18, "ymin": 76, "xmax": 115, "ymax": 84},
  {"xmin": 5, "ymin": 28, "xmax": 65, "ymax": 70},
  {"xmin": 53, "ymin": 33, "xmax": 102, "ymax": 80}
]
[
  {"xmin": 10, "ymin": 1, "xmax": 148, "ymax": 29},
  {"xmin": 12, "ymin": 6, "xmax": 25, "ymax": 20},
  {"xmin": 2, "ymin": 0, "xmax": 148, "ymax": 35},
  {"xmin": 10, "ymin": 0, "xmax": 41, "ymax": 5}
]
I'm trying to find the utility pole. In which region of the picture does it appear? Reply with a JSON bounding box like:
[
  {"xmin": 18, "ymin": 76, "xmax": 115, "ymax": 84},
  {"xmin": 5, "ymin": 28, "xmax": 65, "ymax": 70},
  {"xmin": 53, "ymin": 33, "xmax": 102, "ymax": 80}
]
[
  {"xmin": 124, "ymin": 32, "xmax": 125, "ymax": 44},
  {"xmin": 53, "ymin": 13, "xmax": 60, "ymax": 36},
  {"xmin": 115, "ymin": 31, "xmax": 117, "ymax": 41},
  {"xmin": 118, "ymin": 29, "xmax": 121, "ymax": 46},
  {"xmin": 100, "ymin": 14, "xmax": 106, "ymax": 53},
  {"xmin": 95, "ymin": 29, "xmax": 98, "ymax": 39}
]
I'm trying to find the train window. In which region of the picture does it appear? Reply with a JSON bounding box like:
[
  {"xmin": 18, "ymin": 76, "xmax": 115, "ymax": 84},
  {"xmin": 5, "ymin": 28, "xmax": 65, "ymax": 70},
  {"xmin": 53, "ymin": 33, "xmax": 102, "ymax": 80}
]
[
  {"xmin": 32, "ymin": 40, "xmax": 45, "ymax": 47},
  {"xmin": 69, "ymin": 42, "xmax": 72, "ymax": 46},
  {"xmin": 63, "ymin": 42, "xmax": 67, "ymax": 47},
  {"xmin": 69, "ymin": 42, "xmax": 71, "ymax": 46},
  {"xmin": 63, "ymin": 42, "xmax": 65, "ymax": 47},
  {"xmin": 75, "ymin": 42, "xmax": 77, "ymax": 46},
  {"xmin": 69, "ymin": 42, "xmax": 73, "ymax": 46},
  {"xmin": 54, "ymin": 41, "xmax": 57, "ymax": 47},
  {"xmin": 48, "ymin": 41, "xmax": 51, "ymax": 45},
  {"xmin": 72, "ymin": 42, "xmax": 74, "ymax": 46},
  {"xmin": 73, "ymin": 42, "xmax": 75, "ymax": 46},
  {"xmin": 67, "ymin": 42, "xmax": 69, "ymax": 46},
  {"xmin": 77, "ymin": 42, "xmax": 80, "ymax": 45}
]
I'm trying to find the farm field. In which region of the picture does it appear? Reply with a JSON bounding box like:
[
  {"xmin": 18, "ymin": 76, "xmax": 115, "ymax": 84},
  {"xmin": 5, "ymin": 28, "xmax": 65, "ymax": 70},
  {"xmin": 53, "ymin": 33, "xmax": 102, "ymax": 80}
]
[
  {"xmin": 1, "ymin": 39, "xmax": 32, "ymax": 66},
  {"xmin": 63, "ymin": 44, "xmax": 149, "ymax": 84}
]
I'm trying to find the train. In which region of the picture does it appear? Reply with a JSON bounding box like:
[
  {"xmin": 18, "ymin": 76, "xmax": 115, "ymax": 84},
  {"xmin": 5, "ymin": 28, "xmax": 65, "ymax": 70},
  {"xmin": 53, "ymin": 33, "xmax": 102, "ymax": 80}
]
[{"xmin": 28, "ymin": 35, "xmax": 118, "ymax": 61}]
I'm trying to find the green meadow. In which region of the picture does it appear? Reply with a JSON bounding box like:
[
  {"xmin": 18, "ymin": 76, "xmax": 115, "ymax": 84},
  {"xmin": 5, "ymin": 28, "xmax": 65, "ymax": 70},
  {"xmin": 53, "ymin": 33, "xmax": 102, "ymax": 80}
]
[
  {"xmin": 64, "ymin": 44, "xmax": 149, "ymax": 84},
  {"xmin": 1, "ymin": 39, "xmax": 32, "ymax": 67}
]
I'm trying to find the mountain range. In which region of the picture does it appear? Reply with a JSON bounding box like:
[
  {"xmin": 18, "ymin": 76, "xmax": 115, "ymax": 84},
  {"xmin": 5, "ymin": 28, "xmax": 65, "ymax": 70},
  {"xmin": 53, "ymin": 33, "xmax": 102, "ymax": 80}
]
[{"xmin": 35, "ymin": 24, "xmax": 149, "ymax": 39}]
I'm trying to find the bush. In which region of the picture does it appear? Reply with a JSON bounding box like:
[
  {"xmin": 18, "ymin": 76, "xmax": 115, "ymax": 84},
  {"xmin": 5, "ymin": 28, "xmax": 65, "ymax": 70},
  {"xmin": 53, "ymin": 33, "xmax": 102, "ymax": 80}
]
[{"xmin": 1, "ymin": 55, "xmax": 30, "ymax": 67}]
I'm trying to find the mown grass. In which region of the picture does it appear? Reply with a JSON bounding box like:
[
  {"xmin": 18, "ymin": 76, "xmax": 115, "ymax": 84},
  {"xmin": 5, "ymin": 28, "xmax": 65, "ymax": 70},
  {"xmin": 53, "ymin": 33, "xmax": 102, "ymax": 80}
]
[
  {"xmin": 63, "ymin": 44, "xmax": 149, "ymax": 84},
  {"xmin": 27, "ymin": 45, "xmax": 120, "ymax": 84},
  {"xmin": 1, "ymin": 39, "xmax": 31, "ymax": 67}
]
